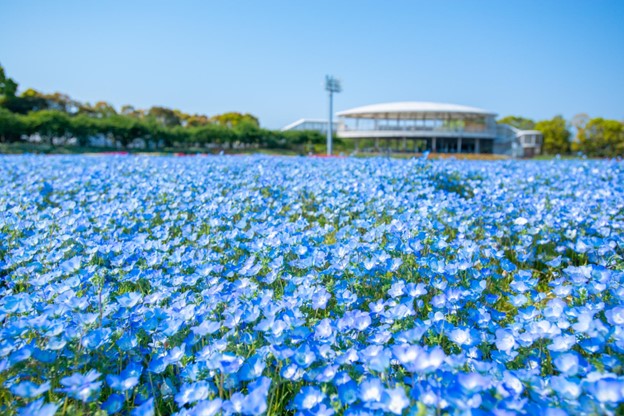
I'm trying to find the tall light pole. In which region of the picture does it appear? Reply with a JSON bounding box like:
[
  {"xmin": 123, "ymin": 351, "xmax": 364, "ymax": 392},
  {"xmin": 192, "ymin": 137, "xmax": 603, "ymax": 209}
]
[{"xmin": 325, "ymin": 75, "xmax": 342, "ymax": 156}]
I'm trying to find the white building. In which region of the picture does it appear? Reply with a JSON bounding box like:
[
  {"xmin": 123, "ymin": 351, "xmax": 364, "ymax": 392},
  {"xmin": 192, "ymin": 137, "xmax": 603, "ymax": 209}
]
[
  {"xmin": 280, "ymin": 119, "xmax": 339, "ymax": 135},
  {"xmin": 282, "ymin": 101, "xmax": 542, "ymax": 157}
]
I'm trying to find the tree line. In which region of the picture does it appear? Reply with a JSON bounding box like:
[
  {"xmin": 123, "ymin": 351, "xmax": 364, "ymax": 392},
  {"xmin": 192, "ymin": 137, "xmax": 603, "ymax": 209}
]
[
  {"xmin": 0, "ymin": 64, "xmax": 324, "ymax": 153},
  {"xmin": 498, "ymin": 113, "xmax": 623, "ymax": 158}
]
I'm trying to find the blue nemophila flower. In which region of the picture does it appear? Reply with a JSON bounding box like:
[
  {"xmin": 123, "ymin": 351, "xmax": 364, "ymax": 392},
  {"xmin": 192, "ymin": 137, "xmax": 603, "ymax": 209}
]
[
  {"xmin": 414, "ymin": 346, "xmax": 446, "ymax": 373},
  {"xmin": 382, "ymin": 386, "xmax": 409, "ymax": 415},
  {"xmin": 548, "ymin": 335, "xmax": 576, "ymax": 352},
  {"xmin": 457, "ymin": 373, "xmax": 491, "ymax": 392},
  {"xmin": 181, "ymin": 398, "xmax": 222, "ymax": 416},
  {"xmin": 81, "ymin": 327, "xmax": 112, "ymax": 350},
  {"xmin": 495, "ymin": 329, "xmax": 516, "ymax": 353},
  {"xmin": 500, "ymin": 259, "xmax": 517, "ymax": 273},
  {"xmin": 553, "ymin": 353, "xmax": 580, "ymax": 376},
  {"xmin": 282, "ymin": 363, "xmax": 304, "ymax": 381},
  {"xmin": 448, "ymin": 327, "xmax": 476, "ymax": 347},
  {"xmin": 605, "ymin": 306, "xmax": 624, "ymax": 326},
  {"xmin": 314, "ymin": 318, "xmax": 334, "ymax": 340},
  {"xmin": 392, "ymin": 344, "xmax": 420, "ymax": 368},
  {"xmin": 337, "ymin": 380, "xmax": 358, "ymax": 405},
  {"xmin": 238, "ymin": 354, "xmax": 266, "ymax": 381},
  {"xmin": 131, "ymin": 397, "xmax": 154, "ymax": 416},
  {"xmin": 2, "ymin": 156, "xmax": 624, "ymax": 414},
  {"xmin": 117, "ymin": 292, "xmax": 143, "ymax": 308},
  {"xmin": 165, "ymin": 343, "xmax": 187, "ymax": 366},
  {"xmin": 388, "ymin": 281, "xmax": 405, "ymax": 298},
  {"xmin": 10, "ymin": 381, "xmax": 50, "ymax": 398},
  {"xmin": 102, "ymin": 393, "xmax": 125, "ymax": 414},
  {"xmin": 549, "ymin": 376, "xmax": 582, "ymax": 400},
  {"xmin": 148, "ymin": 356, "xmax": 167, "ymax": 374},
  {"xmin": 359, "ymin": 345, "xmax": 391, "ymax": 372},
  {"xmin": 294, "ymin": 386, "xmax": 325, "ymax": 410},
  {"xmin": 223, "ymin": 392, "xmax": 245, "ymax": 415},
  {"xmin": 358, "ymin": 378, "xmax": 384, "ymax": 405},
  {"xmin": 107, "ymin": 362, "xmax": 143, "ymax": 391},
  {"xmin": 58, "ymin": 370, "xmax": 102, "ymax": 402},
  {"xmin": 500, "ymin": 371, "xmax": 524, "ymax": 397},
  {"xmin": 191, "ymin": 320, "xmax": 221, "ymax": 336},
  {"xmin": 240, "ymin": 376, "xmax": 271, "ymax": 415},
  {"xmin": 18, "ymin": 398, "xmax": 59, "ymax": 416},
  {"xmin": 294, "ymin": 344, "xmax": 316, "ymax": 368},
  {"xmin": 586, "ymin": 377, "xmax": 624, "ymax": 403},
  {"xmin": 59, "ymin": 256, "xmax": 81, "ymax": 274},
  {"xmin": 175, "ymin": 381, "xmax": 216, "ymax": 406},
  {"xmin": 1, "ymin": 293, "xmax": 33, "ymax": 314}
]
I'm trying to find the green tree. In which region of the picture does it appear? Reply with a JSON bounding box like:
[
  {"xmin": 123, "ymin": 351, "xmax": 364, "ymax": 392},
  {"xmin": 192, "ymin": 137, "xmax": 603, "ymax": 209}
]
[
  {"xmin": 191, "ymin": 124, "xmax": 233, "ymax": 147},
  {"xmin": 0, "ymin": 108, "xmax": 27, "ymax": 142},
  {"xmin": 2, "ymin": 88, "xmax": 50, "ymax": 114},
  {"xmin": 0, "ymin": 64, "xmax": 18, "ymax": 100},
  {"xmin": 69, "ymin": 114, "xmax": 98, "ymax": 147},
  {"xmin": 121, "ymin": 105, "xmax": 145, "ymax": 118},
  {"xmin": 99, "ymin": 115, "xmax": 149, "ymax": 148},
  {"xmin": 535, "ymin": 115, "xmax": 571, "ymax": 155},
  {"xmin": 26, "ymin": 110, "xmax": 71, "ymax": 145},
  {"xmin": 577, "ymin": 118, "xmax": 624, "ymax": 157},
  {"xmin": 146, "ymin": 106, "xmax": 181, "ymax": 127},
  {"xmin": 93, "ymin": 101, "xmax": 117, "ymax": 118},
  {"xmin": 211, "ymin": 112, "xmax": 260, "ymax": 128},
  {"xmin": 282, "ymin": 130, "xmax": 324, "ymax": 152},
  {"xmin": 234, "ymin": 121, "xmax": 264, "ymax": 147},
  {"xmin": 185, "ymin": 114, "xmax": 210, "ymax": 127},
  {"xmin": 45, "ymin": 92, "xmax": 79, "ymax": 113},
  {"xmin": 498, "ymin": 116, "xmax": 535, "ymax": 130}
]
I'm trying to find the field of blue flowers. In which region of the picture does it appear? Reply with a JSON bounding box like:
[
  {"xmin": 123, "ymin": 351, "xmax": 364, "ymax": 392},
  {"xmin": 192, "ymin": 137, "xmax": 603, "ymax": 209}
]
[{"xmin": 0, "ymin": 155, "xmax": 623, "ymax": 416}]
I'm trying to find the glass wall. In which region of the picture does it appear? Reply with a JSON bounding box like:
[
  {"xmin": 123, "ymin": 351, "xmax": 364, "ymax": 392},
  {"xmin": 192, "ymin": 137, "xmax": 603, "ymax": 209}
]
[{"xmin": 340, "ymin": 114, "xmax": 496, "ymax": 135}]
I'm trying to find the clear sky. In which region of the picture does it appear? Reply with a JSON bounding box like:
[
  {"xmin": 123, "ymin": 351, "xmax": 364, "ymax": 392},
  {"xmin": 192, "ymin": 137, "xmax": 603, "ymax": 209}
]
[{"xmin": 1, "ymin": 0, "xmax": 623, "ymax": 128}]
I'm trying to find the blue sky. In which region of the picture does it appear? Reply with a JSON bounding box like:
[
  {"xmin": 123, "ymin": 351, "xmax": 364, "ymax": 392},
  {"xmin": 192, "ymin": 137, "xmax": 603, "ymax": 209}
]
[{"xmin": 1, "ymin": 0, "xmax": 623, "ymax": 128}]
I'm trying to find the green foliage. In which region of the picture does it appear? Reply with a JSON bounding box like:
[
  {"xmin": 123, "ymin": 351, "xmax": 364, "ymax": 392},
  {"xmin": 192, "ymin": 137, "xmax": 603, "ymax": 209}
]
[
  {"xmin": 535, "ymin": 115, "xmax": 571, "ymax": 155},
  {"xmin": 190, "ymin": 124, "xmax": 234, "ymax": 146},
  {"xmin": 26, "ymin": 110, "xmax": 72, "ymax": 145},
  {"xmin": 0, "ymin": 64, "xmax": 18, "ymax": 99},
  {"xmin": 281, "ymin": 130, "xmax": 325, "ymax": 153},
  {"xmin": 0, "ymin": 108, "xmax": 28, "ymax": 143},
  {"xmin": 498, "ymin": 115, "xmax": 536, "ymax": 130},
  {"xmin": 146, "ymin": 106, "xmax": 181, "ymax": 127},
  {"xmin": 1, "ymin": 86, "xmax": 79, "ymax": 114},
  {"xmin": 211, "ymin": 112, "xmax": 259, "ymax": 128},
  {"xmin": 68, "ymin": 114, "xmax": 98, "ymax": 146},
  {"xmin": 576, "ymin": 118, "xmax": 624, "ymax": 157},
  {"xmin": 97, "ymin": 115, "xmax": 150, "ymax": 148},
  {"xmin": 92, "ymin": 101, "xmax": 117, "ymax": 118}
]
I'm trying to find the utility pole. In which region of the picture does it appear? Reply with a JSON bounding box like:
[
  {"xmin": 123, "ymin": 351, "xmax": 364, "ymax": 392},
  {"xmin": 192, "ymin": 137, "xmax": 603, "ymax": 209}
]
[{"xmin": 325, "ymin": 75, "xmax": 342, "ymax": 156}]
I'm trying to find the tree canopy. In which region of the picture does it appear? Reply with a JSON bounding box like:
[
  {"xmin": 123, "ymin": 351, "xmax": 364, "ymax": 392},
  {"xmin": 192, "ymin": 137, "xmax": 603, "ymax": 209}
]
[
  {"xmin": 576, "ymin": 118, "xmax": 624, "ymax": 157},
  {"xmin": 498, "ymin": 116, "xmax": 535, "ymax": 130},
  {"xmin": 535, "ymin": 116, "xmax": 571, "ymax": 155}
]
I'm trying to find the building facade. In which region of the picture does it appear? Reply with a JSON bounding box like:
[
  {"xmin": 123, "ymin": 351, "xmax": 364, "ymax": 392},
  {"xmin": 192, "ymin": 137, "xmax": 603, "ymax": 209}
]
[
  {"xmin": 282, "ymin": 102, "xmax": 542, "ymax": 157},
  {"xmin": 280, "ymin": 119, "xmax": 339, "ymax": 135}
]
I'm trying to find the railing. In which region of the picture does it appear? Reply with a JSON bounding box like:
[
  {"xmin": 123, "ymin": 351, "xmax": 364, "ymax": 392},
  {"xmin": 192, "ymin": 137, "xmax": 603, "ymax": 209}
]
[{"xmin": 338, "ymin": 125, "xmax": 493, "ymax": 134}]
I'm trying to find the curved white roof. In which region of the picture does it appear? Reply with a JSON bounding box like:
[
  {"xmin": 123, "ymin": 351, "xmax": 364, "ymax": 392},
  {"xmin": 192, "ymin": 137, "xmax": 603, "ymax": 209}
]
[{"xmin": 337, "ymin": 101, "xmax": 496, "ymax": 119}]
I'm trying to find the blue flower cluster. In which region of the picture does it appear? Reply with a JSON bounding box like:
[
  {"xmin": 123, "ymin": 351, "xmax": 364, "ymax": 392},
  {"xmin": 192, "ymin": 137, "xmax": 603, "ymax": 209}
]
[{"xmin": 0, "ymin": 155, "xmax": 623, "ymax": 415}]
